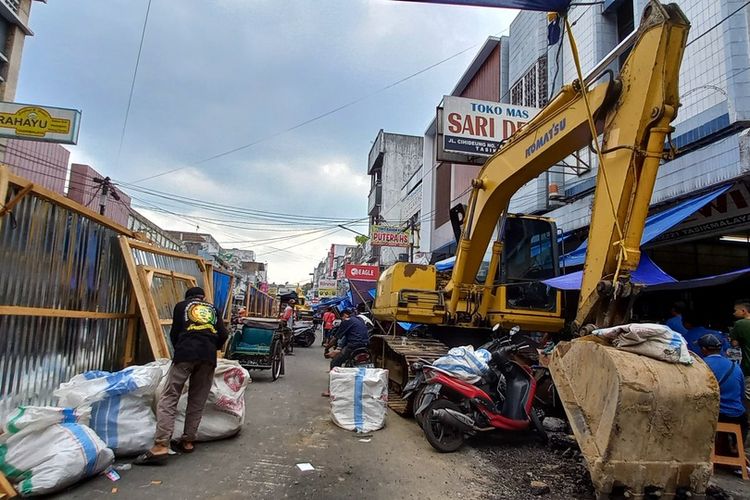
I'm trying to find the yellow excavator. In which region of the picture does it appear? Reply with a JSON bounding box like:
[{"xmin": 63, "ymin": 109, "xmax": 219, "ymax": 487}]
[{"xmin": 372, "ymin": 1, "xmax": 719, "ymax": 496}]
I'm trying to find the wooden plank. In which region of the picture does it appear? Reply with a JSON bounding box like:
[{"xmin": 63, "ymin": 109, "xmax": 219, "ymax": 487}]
[
  {"xmin": 118, "ymin": 236, "xmax": 167, "ymax": 360},
  {"xmin": 0, "ymin": 182, "xmax": 33, "ymax": 217},
  {"xmin": 0, "ymin": 470, "xmax": 17, "ymax": 498},
  {"xmin": 126, "ymin": 238, "xmax": 204, "ymax": 262},
  {"xmin": 123, "ymin": 289, "xmax": 138, "ymax": 366},
  {"xmin": 8, "ymin": 171, "xmax": 134, "ymax": 236},
  {"xmin": 136, "ymin": 264, "xmax": 171, "ymax": 359},
  {"xmin": 140, "ymin": 266, "xmax": 196, "ymax": 284},
  {"xmin": 0, "ymin": 306, "xmax": 135, "ymax": 319}
]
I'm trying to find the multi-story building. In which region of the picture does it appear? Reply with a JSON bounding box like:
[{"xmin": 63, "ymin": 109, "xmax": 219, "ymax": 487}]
[
  {"xmin": 420, "ymin": 1, "xmax": 750, "ymax": 281},
  {"xmin": 367, "ymin": 130, "xmax": 423, "ymax": 265},
  {"xmin": 421, "ymin": 36, "xmax": 510, "ymax": 261},
  {"xmin": 165, "ymin": 231, "xmax": 223, "ymax": 260},
  {"xmin": 505, "ymin": 0, "xmax": 750, "ymax": 280},
  {"xmin": 4, "ymin": 139, "xmax": 70, "ymax": 194},
  {"xmin": 66, "ymin": 163, "xmax": 132, "ymax": 227},
  {"xmin": 0, "ymin": 0, "xmax": 43, "ymax": 101}
]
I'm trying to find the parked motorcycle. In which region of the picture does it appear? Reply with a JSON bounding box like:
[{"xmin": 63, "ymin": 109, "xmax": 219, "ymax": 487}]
[
  {"xmin": 343, "ymin": 346, "xmax": 374, "ymax": 368},
  {"xmin": 409, "ymin": 325, "xmax": 547, "ymax": 452},
  {"xmin": 291, "ymin": 322, "xmax": 317, "ymax": 347}
]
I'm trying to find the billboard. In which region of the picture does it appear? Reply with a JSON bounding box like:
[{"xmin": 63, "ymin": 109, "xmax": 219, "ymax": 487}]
[
  {"xmin": 371, "ymin": 225, "xmax": 410, "ymax": 248},
  {"xmin": 437, "ymin": 96, "xmax": 538, "ymax": 164},
  {"xmin": 318, "ymin": 278, "xmax": 337, "ymax": 298},
  {"xmin": 0, "ymin": 101, "xmax": 81, "ymax": 144},
  {"xmin": 345, "ymin": 264, "xmax": 380, "ymax": 281}
]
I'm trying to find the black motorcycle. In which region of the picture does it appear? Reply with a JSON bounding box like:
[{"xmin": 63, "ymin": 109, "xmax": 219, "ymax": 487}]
[{"xmin": 291, "ymin": 322, "xmax": 317, "ymax": 347}]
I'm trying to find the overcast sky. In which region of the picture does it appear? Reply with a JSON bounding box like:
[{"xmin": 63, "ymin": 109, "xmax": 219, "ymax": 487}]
[{"xmin": 18, "ymin": 0, "xmax": 517, "ymax": 284}]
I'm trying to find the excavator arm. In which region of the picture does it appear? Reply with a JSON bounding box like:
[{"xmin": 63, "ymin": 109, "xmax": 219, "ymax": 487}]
[{"xmin": 448, "ymin": 2, "xmax": 690, "ymax": 333}]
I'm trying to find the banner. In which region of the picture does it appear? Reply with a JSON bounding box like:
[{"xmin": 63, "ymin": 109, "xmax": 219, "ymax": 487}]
[
  {"xmin": 437, "ymin": 96, "xmax": 538, "ymax": 161},
  {"xmin": 0, "ymin": 101, "xmax": 81, "ymax": 144},
  {"xmin": 371, "ymin": 225, "xmax": 410, "ymax": 248},
  {"xmin": 345, "ymin": 264, "xmax": 380, "ymax": 281}
]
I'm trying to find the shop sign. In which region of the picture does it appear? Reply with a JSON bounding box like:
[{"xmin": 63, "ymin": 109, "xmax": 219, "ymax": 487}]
[
  {"xmin": 318, "ymin": 289, "xmax": 336, "ymax": 298},
  {"xmin": 345, "ymin": 264, "xmax": 380, "ymax": 281},
  {"xmin": 652, "ymin": 183, "xmax": 750, "ymax": 245},
  {"xmin": 371, "ymin": 225, "xmax": 410, "ymax": 248},
  {"xmin": 318, "ymin": 278, "xmax": 337, "ymax": 289},
  {"xmin": 437, "ymin": 96, "xmax": 538, "ymax": 162},
  {"xmin": 0, "ymin": 101, "xmax": 81, "ymax": 144}
]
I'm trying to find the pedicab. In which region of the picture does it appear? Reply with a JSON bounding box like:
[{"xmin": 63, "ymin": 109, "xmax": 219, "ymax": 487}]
[{"xmin": 225, "ymin": 317, "xmax": 285, "ymax": 380}]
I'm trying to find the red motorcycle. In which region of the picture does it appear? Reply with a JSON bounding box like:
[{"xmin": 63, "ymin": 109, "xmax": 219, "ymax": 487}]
[{"xmin": 410, "ymin": 332, "xmax": 547, "ymax": 452}]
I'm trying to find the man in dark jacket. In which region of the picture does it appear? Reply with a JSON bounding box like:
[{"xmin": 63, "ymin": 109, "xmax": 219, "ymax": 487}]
[
  {"xmin": 328, "ymin": 308, "xmax": 370, "ymax": 369},
  {"xmin": 136, "ymin": 287, "xmax": 228, "ymax": 464}
]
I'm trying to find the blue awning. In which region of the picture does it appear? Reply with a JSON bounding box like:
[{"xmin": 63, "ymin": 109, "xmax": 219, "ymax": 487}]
[
  {"xmin": 543, "ymin": 254, "xmax": 676, "ymax": 290},
  {"xmin": 645, "ymin": 266, "xmax": 750, "ymax": 292},
  {"xmin": 394, "ymin": 0, "xmax": 572, "ymax": 12},
  {"xmin": 560, "ymin": 185, "xmax": 732, "ymax": 268},
  {"xmin": 436, "ymin": 256, "xmax": 456, "ymax": 272}
]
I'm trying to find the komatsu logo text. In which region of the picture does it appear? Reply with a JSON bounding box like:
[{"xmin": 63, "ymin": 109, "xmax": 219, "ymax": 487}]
[{"xmin": 525, "ymin": 118, "xmax": 566, "ymax": 158}]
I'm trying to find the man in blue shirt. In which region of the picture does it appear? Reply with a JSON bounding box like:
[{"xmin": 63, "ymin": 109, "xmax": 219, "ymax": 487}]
[
  {"xmin": 699, "ymin": 334, "xmax": 747, "ymax": 446},
  {"xmin": 665, "ymin": 301, "xmax": 688, "ymax": 335}
]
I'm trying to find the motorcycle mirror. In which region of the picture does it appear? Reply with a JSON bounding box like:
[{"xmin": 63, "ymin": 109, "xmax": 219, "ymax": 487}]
[
  {"xmin": 492, "ymin": 324, "xmax": 501, "ymax": 332},
  {"xmin": 509, "ymin": 326, "xmax": 520, "ymax": 337}
]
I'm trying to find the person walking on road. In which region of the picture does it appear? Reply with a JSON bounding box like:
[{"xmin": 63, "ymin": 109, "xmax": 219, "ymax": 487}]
[
  {"xmin": 322, "ymin": 307, "xmax": 336, "ymax": 347},
  {"xmin": 282, "ymin": 299, "xmax": 296, "ymax": 329},
  {"xmin": 135, "ymin": 286, "xmax": 228, "ymax": 465}
]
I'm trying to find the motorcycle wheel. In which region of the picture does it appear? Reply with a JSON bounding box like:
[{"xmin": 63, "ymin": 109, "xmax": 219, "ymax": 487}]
[
  {"xmin": 303, "ymin": 331, "xmax": 316, "ymax": 348},
  {"xmin": 422, "ymin": 399, "xmax": 465, "ymax": 453}
]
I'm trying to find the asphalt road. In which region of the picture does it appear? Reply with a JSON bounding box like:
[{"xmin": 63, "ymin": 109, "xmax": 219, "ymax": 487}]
[{"xmin": 57, "ymin": 335, "xmax": 494, "ymax": 500}]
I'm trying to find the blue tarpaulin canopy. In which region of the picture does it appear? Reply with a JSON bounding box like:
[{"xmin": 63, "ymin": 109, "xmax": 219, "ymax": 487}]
[
  {"xmin": 543, "ymin": 254, "xmax": 676, "ymax": 290},
  {"xmin": 561, "ymin": 185, "xmax": 732, "ymax": 268},
  {"xmin": 395, "ymin": 0, "xmax": 572, "ymax": 13}
]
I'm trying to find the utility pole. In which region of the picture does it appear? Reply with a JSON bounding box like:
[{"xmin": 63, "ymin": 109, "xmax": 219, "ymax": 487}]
[{"xmin": 92, "ymin": 177, "xmax": 120, "ymax": 216}]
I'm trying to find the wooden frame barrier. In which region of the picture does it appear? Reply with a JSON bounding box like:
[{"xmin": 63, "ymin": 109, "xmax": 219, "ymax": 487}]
[{"xmin": 119, "ymin": 236, "xmax": 213, "ymax": 359}]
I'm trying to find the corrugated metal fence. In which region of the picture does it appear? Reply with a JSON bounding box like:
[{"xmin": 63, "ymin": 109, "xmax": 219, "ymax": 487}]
[{"xmin": 0, "ymin": 176, "xmax": 135, "ymax": 421}]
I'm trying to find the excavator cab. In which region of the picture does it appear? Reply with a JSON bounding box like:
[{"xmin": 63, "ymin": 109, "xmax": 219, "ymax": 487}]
[{"xmin": 499, "ymin": 215, "xmax": 559, "ymax": 312}]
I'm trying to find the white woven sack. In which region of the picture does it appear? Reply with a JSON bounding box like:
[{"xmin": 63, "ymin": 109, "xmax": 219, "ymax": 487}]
[
  {"xmin": 329, "ymin": 367, "xmax": 388, "ymax": 433},
  {"xmin": 0, "ymin": 406, "xmax": 113, "ymax": 496}
]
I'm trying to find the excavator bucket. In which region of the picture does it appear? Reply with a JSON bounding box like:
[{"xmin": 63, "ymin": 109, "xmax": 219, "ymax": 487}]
[{"xmin": 549, "ymin": 340, "xmax": 719, "ymax": 496}]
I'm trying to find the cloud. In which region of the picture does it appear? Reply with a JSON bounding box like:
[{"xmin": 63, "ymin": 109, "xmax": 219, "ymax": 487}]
[{"xmin": 18, "ymin": 0, "xmax": 518, "ymax": 283}]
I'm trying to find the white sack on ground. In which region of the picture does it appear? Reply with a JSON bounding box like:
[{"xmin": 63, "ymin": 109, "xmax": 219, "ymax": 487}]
[
  {"xmin": 432, "ymin": 345, "xmax": 491, "ymax": 383},
  {"xmin": 330, "ymin": 367, "xmax": 388, "ymax": 433},
  {"xmin": 54, "ymin": 366, "xmax": 163, "ymax": 456},
  {"xmin": 593, "ymin": 323, "xmax": 693, "ymax": 365},
  {"xmin": 172, "ymin": 359, "xmax": 251, "ymax": 441},
  {"xmin": 0, "ymin": 406, "xmax": 113, "ymax": 496}
]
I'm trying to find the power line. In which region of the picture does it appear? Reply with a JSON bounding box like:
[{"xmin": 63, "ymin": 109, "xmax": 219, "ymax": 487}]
[
  {"xmin": 116, "ymin": 0, "xmax": 152, "ymax": 168},
  {"xmin": 687, "ymin": 0, "xmax": 750, "ymax": 48},
  {"xmin": 127, "ymin": 37, "xmax": 494, "ymax": 185}
]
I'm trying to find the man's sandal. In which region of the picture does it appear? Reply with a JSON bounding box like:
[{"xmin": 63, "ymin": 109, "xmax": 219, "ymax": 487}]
[
  {"xmin": 133, "ymin": 450, "xmax": 169, "ymax": 466},
  {"xmin": 172, "ymin": 440, "xmax": 195, "ymax": 454}
]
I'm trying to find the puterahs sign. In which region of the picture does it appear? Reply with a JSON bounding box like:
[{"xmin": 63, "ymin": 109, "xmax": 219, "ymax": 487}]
[
  {"xmin": 437, "ymin": 96, "xmax": 538, "ymax": 162},
  {"xmin": 371, "ymin": 225, "xmax": 410, "ymax": 248},
  {"xmin": 0, "ymin": 102, "xmax": 81, "ymax": 144},
  {"xmin": 345, "ymin": 264, "xmax": 380, "ymax": 281}
]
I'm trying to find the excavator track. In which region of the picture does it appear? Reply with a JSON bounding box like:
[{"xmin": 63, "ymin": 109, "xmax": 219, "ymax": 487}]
[{"xmin": 370, "ymin": 335, "xmax": 450, "ymax": 416}]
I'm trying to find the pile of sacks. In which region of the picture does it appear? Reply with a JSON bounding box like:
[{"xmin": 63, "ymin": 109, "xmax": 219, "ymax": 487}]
[{"xmin": 0, "ymin": 359, "xmax": 250, "ymax": 496}]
